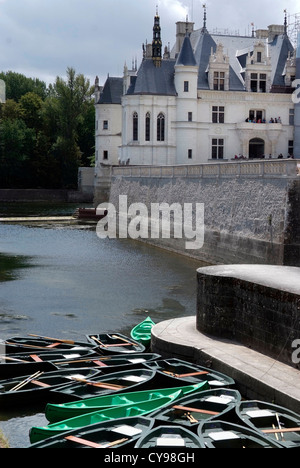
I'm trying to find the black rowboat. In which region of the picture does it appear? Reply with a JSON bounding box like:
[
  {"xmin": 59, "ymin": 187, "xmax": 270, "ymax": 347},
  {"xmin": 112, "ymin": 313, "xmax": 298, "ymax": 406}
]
[
  {"xmin": 86, "ymin": 333, "xmax": 145, "ymax": 355},
  {"xmin": 0, "ymin": 361, "xmax": 57, "ymax": 381},
  {"xmin": 0, "ymin": 349, "xmax": 99, "ymax": 367},
  {"xmin": 198, "ymin": 420, "xmax": 283, "ymax": 448},
  {"xmin": 29, "ymin": 416, "xmax": 155, "ymax": 448},
  {"xmin": 143, "ymin": 358, "xmax": 235, "ymax": 388},
  {"xmin": 3, "ymin": 336, "xmax": 96, "ymax": 354},
  {"xmin": 55, "ymin": 353, "xmax": 161, "ymax": 372},
  {"xmin": 150, "ymin": 388, "xmax": 242, "ymax": 430},
  {"xmin": 50, "ymin": 368, "xmax": 159, "ymax": 402},
  {"xmin": 0, "ymin": 368, "xmax": 102, "ymax": 407},
  {"xmin": 134, "ymin": 425, "xmax": 204, "ymax": 448},
  {"xmin": 236, "ymin": 400, "xmax": 300, "ymax": 448}
]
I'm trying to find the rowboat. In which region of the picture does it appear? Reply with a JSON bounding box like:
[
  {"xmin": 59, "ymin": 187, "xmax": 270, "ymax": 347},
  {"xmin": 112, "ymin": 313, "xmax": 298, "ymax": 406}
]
[
  {"xmin": 30, "ymin": 416, "xmax": 155, "ymax": 448},
  {"xmin": 0, "ymin": 361, "xmax": 57, "ymax": 381},
  {"xmin": 45, "ymin": 381, "xmax": 210, "ymax": 423},
  {"xmin": 86, "ymin": 333, "xmax": 145, "ymax": 355},
  {"xmin": 197, "ymin": 420, "xmax": 283, "ymax": 448},
  {"xmin": 3, "ymin": 335, "xmax": 96, "ymax": 354},
  {"xmin": 130, "ymin": 316, "xmax": 155, "ymax": 348},
  {"xmin": 55, "ymin": 353, "xmax": 161, "ymax": 372},
  {"xmin": 134, "ymin": 425, "xmax": 204, "ymax": 448},
  {"xmin": 235, "ymin": 400, "xmax": 300, "ymax": 448},
  {"xmin": 0, "ymin": 368, "xmax": 101, "ymax": 407},
  {"xmin": 0, "ymin": 349, "xmax": 98, "ymax": 366},
  {"xmin": 50, "ymin": 368, "xmax": 159, "ymax": 402},
  {"xmin": 29, "ymin": 390, "xmax": 182, "ymax": 444},
  {"xmin": 144, "ymin": 358, "xmax": 235, "ymax": 388},
  {"xmin": 150, "ymin": 388, "xmax": 242, "ymax": 430}
]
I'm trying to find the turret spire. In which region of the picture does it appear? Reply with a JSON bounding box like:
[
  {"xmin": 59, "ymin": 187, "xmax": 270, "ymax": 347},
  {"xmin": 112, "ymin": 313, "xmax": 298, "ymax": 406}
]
[
  {"xmin": 201, "ymin": 3, "xmax": 207, "ymax": 33},
  {"xmin": 152, "ymin": 8, "xmax": 162, "ymax": 67}
]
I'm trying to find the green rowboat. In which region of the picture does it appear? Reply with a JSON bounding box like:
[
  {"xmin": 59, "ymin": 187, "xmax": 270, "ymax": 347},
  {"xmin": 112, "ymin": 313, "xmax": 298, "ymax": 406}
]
[
  {"xmin": 29, "ymin": 390, "xmax": 182, "ymax": 444},
  {"xmin": 130, "ymin": 317, "xmax": 155, "ymax": 347},
  {"xmin": 45, "ymin": 381, "xmax": 210, "ymax": 423}
]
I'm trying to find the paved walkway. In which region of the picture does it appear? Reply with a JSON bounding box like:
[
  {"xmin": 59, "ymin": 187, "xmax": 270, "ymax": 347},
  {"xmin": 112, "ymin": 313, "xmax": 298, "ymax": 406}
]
[{"xmin": 151, "ymin": 316, "xmax": 300, "ymax": 414}]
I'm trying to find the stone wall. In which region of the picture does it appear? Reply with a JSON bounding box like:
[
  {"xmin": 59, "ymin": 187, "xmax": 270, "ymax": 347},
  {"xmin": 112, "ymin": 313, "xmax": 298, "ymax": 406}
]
[
  {"xmin": 196, "ymin": 264, "xmax": 300, "ymax": 367},
  {"xmin": 107, "ymin": 160, "xmax": 300, "ymax": 266}
]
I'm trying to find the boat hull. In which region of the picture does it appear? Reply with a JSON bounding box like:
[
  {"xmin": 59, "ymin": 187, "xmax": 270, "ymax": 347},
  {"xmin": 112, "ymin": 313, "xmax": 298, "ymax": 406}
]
[
  {"xmin": 235, "ymin": 400, "xmax": 300, "ymax": 448},
  {"xmin": 45, "ymin": 381, "xmax": 210, "ymax": 423},
  {"xmin": 49, "ymin": 368, "xmax": 160, "ymax": 402},
  {"xmin": 150, "ymin": 388, "xmax": 242, "ymax": 431},
  {"xmin": 198, "ymin": 420, "xmax": 283, "ymax": 448},
  {"xmin": 29, "ymin": 391, "xmax": 182, "ymax": 444},
  {"xmin": 86, "ymin": 333, "xmax": 145, "ymax": 355},
  {"xmin": 29, "ymin": 416, "xmax": 155, "ymax": 448},
  {"xmin": 0, "ymin": 368, "xmax": 102, "ymax": 407},
  {"xmin": 143, "ymin": 358, "xmax": 235, "ymax": 388},
  {"xmin": 135, "ymin": 425, "xmax": 204, "ymax": 448}
]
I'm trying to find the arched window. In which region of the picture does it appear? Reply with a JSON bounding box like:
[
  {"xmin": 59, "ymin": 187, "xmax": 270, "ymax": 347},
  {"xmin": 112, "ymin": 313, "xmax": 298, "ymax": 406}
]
[
  {"xmin": 145, "ymin": 112, "xmax": 151, "ymax": 141},
  {"xmin": 157, "ymin": 113, "xmax": 165, "ymax": 141},
  {"xmin": 133, "ymin": 112, "xmax": 138, "ymax": 141}
]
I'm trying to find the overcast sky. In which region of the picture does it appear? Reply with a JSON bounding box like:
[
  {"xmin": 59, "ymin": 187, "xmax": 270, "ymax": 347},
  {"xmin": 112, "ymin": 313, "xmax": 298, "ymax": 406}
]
[{"xmin": 0, "ymin": 0, "xmax": 299, "ymax": 87}]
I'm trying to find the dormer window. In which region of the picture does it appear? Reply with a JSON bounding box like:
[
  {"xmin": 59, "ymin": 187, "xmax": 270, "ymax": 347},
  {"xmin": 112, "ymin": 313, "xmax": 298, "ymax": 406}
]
[
  {"xmin": 214, "ymin": 72, "xmax": 225, "ymax": 90},
  {"xmin": 250, "ymin": 73, "xmax": 267, "ymax": 93}
]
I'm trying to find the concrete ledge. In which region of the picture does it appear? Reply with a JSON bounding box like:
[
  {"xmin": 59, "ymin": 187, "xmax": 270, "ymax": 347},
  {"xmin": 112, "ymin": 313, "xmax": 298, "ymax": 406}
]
[{"xmin": 151, "ymin": 316, "xmax": 300, "ymax": 414}]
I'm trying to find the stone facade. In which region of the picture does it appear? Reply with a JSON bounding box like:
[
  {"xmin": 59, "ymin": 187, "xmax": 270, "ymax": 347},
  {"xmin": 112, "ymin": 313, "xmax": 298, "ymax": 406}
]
[{"xmin": 94, "ymin": 13, "xmax": 298, "ymax": 176}]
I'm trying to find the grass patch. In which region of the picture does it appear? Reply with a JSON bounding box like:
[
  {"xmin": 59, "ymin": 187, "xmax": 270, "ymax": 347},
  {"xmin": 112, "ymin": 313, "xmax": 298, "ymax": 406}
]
[{"xmin": 0, "ymin": 429, "xmax": 9, "ymax": 448}]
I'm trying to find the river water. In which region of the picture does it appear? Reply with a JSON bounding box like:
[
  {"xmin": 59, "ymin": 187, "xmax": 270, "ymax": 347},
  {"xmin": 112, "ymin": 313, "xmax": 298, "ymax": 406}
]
[{"xmin": 0, "ymin": 202, "xmax": 207, "ymax": 448}]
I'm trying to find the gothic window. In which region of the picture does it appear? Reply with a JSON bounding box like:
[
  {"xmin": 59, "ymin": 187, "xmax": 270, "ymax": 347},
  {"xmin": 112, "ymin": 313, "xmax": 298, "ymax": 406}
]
[
  {"xmin": 213, "ymin": 71, "xmax": 225, "ymax": 90},
  {"xmin": 288, "ymin": 140, "xmax": 294, "ymax": 156},
  {"xmin": 157, "ymin": 113, "xmax": 165, "ymax": 141},
  {"xmin": 212, "ymin": 106, "xmax": 224, "ymax": 123},
  {"xmin": 133, "ymin": 112, "xmax": 138, "ymax": 141},
  {"xmin": 184, "ymin": 81, "xmax": 189, "ymax": 92},
  {"xmin": 212, "ymin": 138, "xmax": 224, "ymax": 159},
  {"xmin": 145, "ymin": 112, "xmax": 151, "ymax": 141},
  {"xmin": 103, "ymin": 120, "xmax": 108, "ymax": 130}
]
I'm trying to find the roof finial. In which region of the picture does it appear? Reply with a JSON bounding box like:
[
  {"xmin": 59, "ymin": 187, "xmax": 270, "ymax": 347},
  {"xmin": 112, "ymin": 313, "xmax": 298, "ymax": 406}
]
[
  {"xmin": 201, "ymin": 3, "xmax": 207, "ymax": 33},
  {"xmin": 284, "ymin": 9, "xmax": 288, "ymax": 35}
]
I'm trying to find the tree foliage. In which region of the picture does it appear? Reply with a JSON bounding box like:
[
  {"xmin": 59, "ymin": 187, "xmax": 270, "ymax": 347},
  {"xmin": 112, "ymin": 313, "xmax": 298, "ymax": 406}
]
[{"xmin": 0, "ymin": 67, "xmax": 95, "ymax": 189}]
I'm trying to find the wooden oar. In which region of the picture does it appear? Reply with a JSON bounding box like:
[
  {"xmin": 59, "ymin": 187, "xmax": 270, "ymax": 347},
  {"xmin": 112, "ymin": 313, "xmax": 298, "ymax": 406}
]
[
  {"xmin": 0, "ymin": 356, "xmax": 30, "ymax": 363},
  {"xmin": 69, "ymin": 376, "xmax": 125, "ymax": 390},
  {"xmin": 172, "ymin": 405, "xmax": 220, "ymax": 416},
  {"xmin": 91, "ymin": 336, "xmax": 108, "ymax": 347},
  {"xmin": 111, "ymin": 335, "xmax": 139, "ymax": 347},
  {"xmin": 9, "ymin": 371, "xmax": 44, "ymax": 392},
  {"xmin": 262, "ymin": 427, "xmax": 300, "ymax": 434},
  {"xmin": 65, "ymin": 435, "xmax": 128, "ymax": 448},
  {"xmin": 28, "ymin": 334, "xmax": 75, "ymax": 345},
  {"xmin": 6, "ymin": 342, "xmax": 59, "ymax": 351},
  {"xmin": 163, "ymin": 370, "xmax": 208, "ymax": 378}
]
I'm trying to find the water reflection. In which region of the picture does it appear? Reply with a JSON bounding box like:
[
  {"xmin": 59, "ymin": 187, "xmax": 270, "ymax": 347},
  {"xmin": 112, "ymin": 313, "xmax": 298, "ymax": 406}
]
[{"xmin": 0, "ymin": 203, "xmax": 208, "ymax": 447}]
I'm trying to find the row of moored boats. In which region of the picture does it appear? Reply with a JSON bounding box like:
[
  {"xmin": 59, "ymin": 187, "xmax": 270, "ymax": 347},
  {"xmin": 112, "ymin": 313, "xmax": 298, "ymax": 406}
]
[{"xmin": 0, "ymin": 318, "xmax": 299, "ymax": 448}]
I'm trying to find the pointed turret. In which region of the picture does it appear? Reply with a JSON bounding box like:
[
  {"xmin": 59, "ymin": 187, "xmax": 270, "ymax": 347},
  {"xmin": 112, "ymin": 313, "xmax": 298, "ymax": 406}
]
[{"xmin": 152, "ymin": 7, "xmax": 162, "ymax": 67}]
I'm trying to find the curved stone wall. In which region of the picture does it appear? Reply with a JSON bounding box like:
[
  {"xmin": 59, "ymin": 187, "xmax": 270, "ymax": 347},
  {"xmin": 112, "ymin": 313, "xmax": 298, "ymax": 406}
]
[{"xmin": 197, "ymin": 264, "xmax": 300, "ymax": 367}]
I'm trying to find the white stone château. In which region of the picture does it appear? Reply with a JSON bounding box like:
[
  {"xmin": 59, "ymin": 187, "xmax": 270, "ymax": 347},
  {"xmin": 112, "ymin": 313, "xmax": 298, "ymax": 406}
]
[{"xmin": 94, "ymin": 9, "xmax": 298, "ymax": 172}]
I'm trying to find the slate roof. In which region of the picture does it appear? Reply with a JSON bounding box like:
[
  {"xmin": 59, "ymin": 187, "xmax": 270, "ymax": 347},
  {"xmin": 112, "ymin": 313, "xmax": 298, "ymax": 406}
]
[
  {"xmin": 98, "ymin": 77, "xmax": 123, "ymax": 104},
  {"xmin": 126, "ymin": 59, "xmax": 177, "ymax": 96},
  {"xmin": 99, "ymin": 27, "xmax": 295, "ymax": 102},
  {"xmin": 176, "ymin": 34, "xmax": 197, "ymax": 66},
  {"xmin": 190, "ymin": 29, "xmax": 294, "ymax": 91}
]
